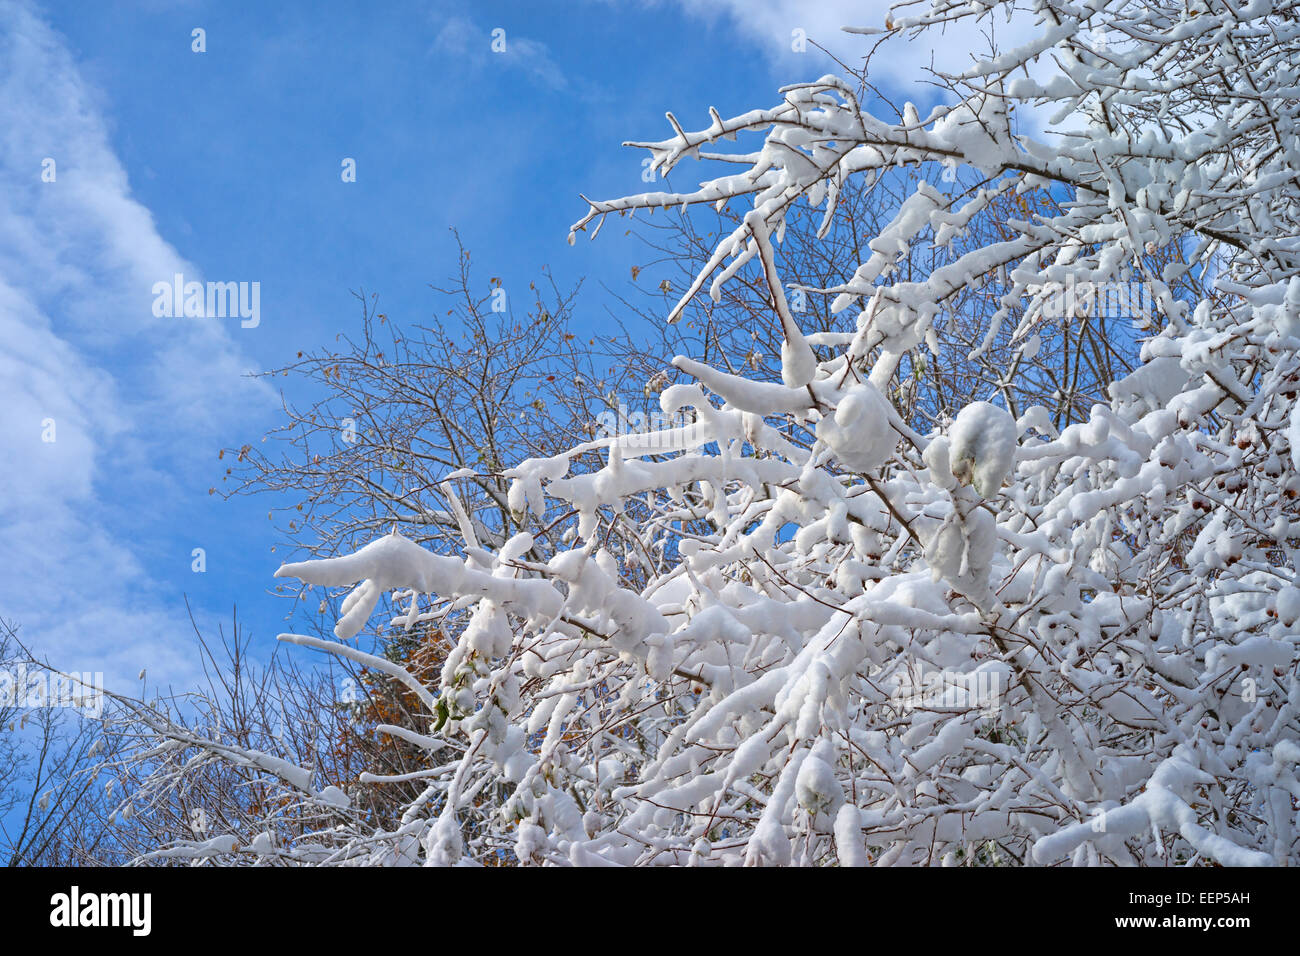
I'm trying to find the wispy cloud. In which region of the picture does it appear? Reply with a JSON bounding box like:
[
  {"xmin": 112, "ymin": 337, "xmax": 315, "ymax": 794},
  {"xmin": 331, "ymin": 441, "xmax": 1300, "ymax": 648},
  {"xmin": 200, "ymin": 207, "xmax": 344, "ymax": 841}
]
[
  {"xmin": 0, "ymin": 0, "xmax": 272, "ymax": 693},
  {"xmin": 668, "ymin": 0, "xmax": 1038, "ymax": 99},
  {"xmin": 431, "ymin": 13, "xmax": 573, "ymax": 94}
]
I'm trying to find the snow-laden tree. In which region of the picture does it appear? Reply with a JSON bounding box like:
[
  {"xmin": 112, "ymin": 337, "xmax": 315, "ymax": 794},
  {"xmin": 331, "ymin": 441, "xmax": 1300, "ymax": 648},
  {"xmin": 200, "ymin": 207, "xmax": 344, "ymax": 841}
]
[{"xmin": 127, "ymin": 0, "xmax": 1300, "ymax": 865}]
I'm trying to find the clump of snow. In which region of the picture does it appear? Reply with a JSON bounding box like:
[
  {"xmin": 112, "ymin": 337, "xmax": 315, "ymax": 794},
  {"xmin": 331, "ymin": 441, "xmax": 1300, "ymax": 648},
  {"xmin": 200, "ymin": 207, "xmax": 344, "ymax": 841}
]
[
  {"xmin": 922, "ymin": 435, "xmax": 956, "ymax": 490},
  {"xmin": 1289, "ymin": 404, "xmax": 1300, "ymax": 472},
  {"xmin": 834, "ymin": 804, "xmax": 867, "ymax": 866},
  {"xmin": 924, "ymin": 498, "xmax": 997, "ymax": 607},
  {"xmin": 1275, "ymin": 586, "xmax": 1300, "ymax": 627},
  {"xmin": 1110, "ymin": 354, "xmax": 1190, "ymax": 417},
  {"xmin": 816, "ymin": 382, "xmax": 896, "ymax": 473},
  {"xmin": 795, "ymin": 740, "xmax": 844, "ymax": 815},
  {"xmin": 948, "ymin": 402, "xmax": 1017, "ymax": 497}
]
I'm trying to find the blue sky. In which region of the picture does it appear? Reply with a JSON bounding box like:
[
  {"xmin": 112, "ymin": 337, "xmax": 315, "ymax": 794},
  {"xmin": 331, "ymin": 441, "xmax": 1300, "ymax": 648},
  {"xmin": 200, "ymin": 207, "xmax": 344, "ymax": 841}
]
[{"xmin": 0, "ymin": 0, "xmax": 999, "ymax": 696}]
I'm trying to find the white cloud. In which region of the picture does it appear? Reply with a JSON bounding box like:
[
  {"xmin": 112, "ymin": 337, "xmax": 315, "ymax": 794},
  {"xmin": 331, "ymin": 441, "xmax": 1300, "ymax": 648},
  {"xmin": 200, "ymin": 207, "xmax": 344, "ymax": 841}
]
[
  {"xmin": 432, "ymin": 14, "xmax": 570, "ymax": 91},
  {"xmin": 0, "ymin": 0, "xmax": 272, "ymax": 693},
  {"xmin": 669, "ymin": 0, "xmax": 1040, "ymax": 105}
]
